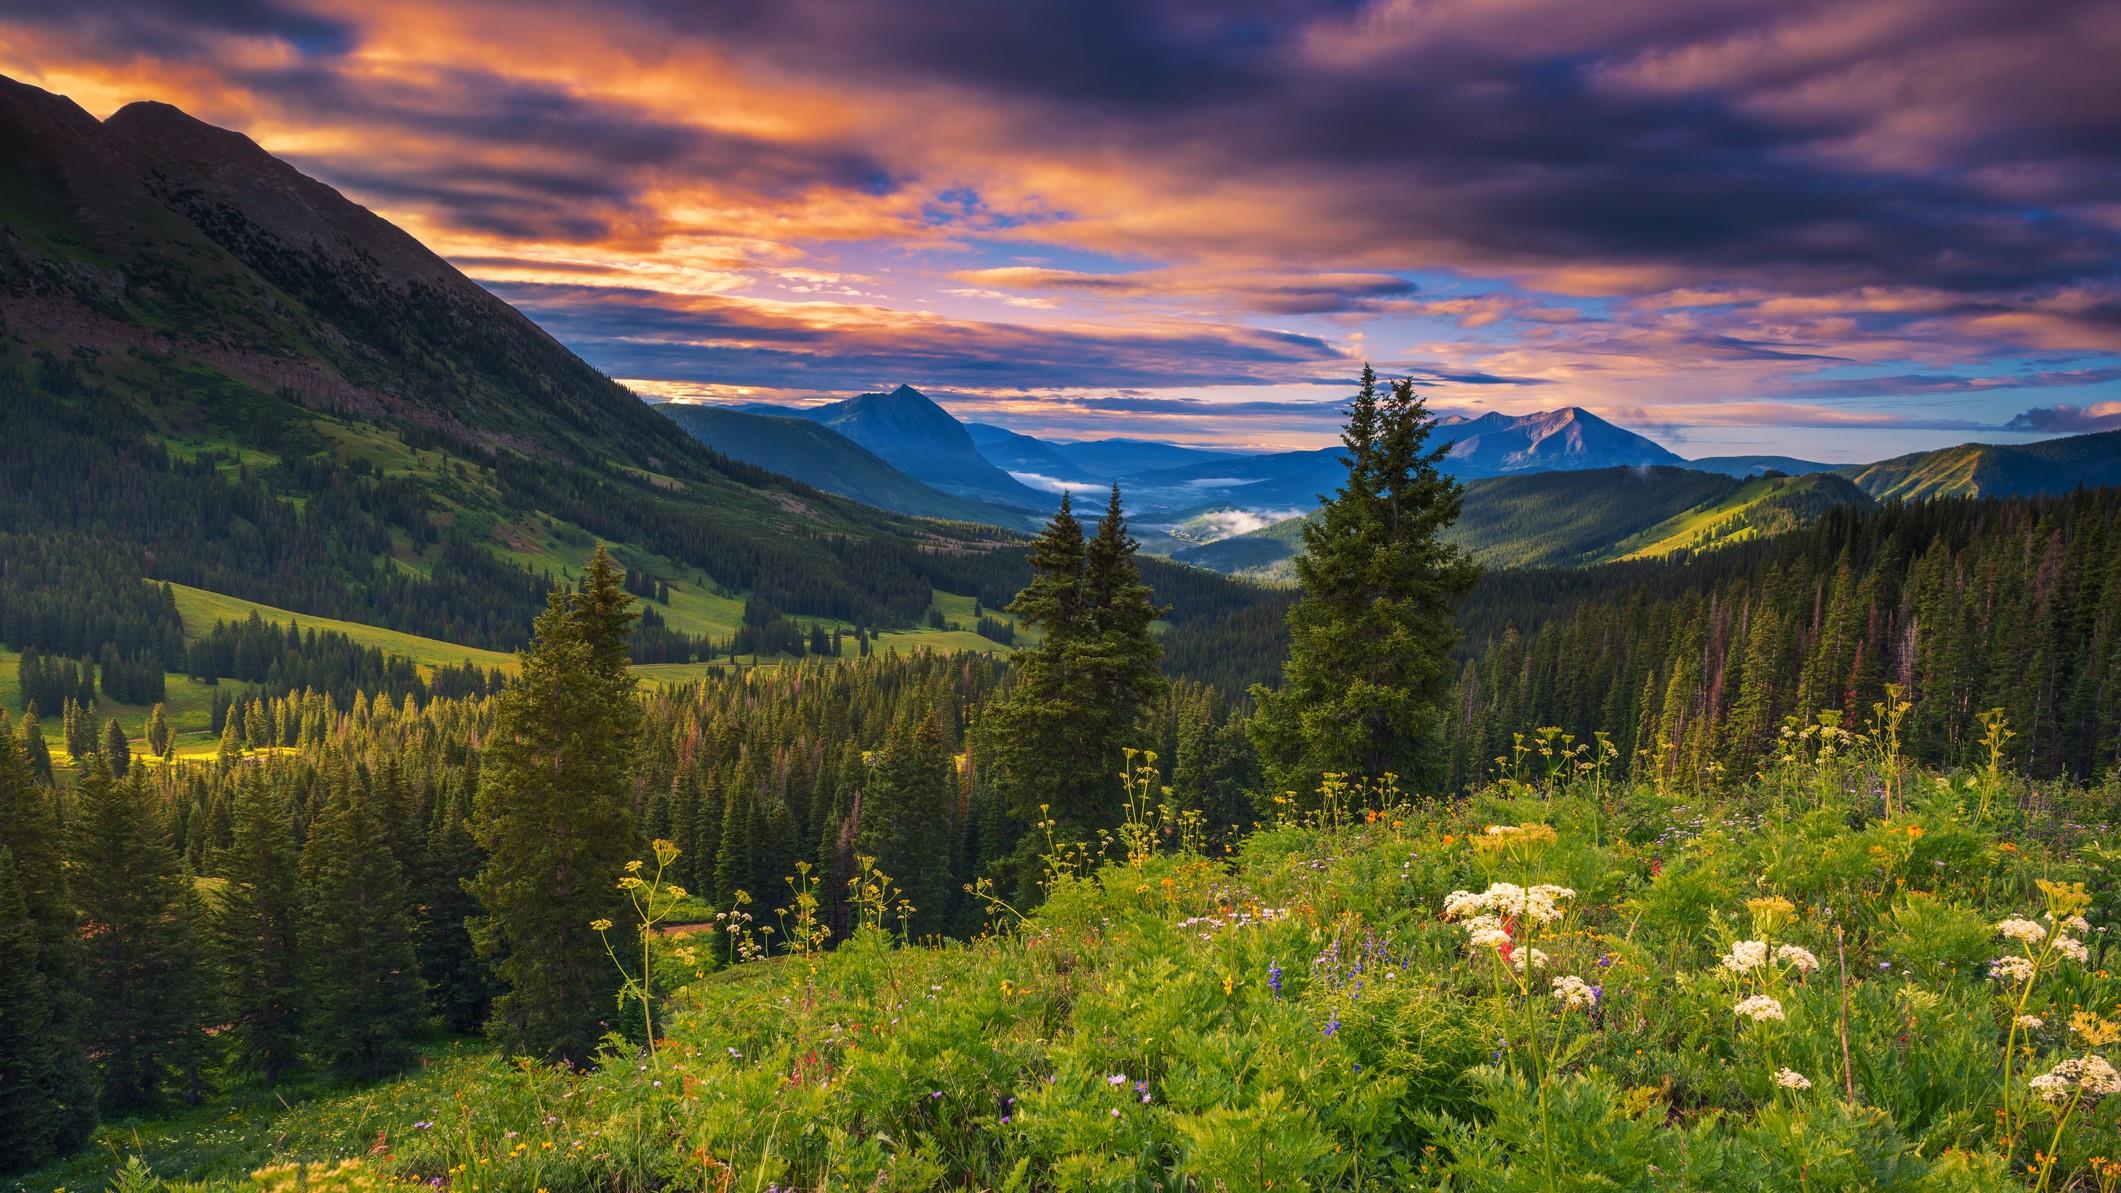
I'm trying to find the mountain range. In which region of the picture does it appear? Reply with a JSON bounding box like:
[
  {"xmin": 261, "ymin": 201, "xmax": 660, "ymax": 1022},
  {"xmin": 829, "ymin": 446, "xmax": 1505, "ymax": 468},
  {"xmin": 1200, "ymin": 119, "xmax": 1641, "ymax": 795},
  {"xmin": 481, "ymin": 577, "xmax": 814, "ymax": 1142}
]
[
  {"xmin": 660, "ymin": 382, "xmax": 2120, "ymax": 578},
  {"xmin": 1171, "ymin": 433, "xmax": 2121, "ymax": 579}
]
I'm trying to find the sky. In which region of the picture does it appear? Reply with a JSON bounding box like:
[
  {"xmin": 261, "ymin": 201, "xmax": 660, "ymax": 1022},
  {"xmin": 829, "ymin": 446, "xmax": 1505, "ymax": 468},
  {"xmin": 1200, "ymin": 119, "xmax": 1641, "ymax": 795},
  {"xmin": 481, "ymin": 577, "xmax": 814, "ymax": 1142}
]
[{"xmin": 3, "ymin": 0, "xmax": 2117, "ymax": 459}]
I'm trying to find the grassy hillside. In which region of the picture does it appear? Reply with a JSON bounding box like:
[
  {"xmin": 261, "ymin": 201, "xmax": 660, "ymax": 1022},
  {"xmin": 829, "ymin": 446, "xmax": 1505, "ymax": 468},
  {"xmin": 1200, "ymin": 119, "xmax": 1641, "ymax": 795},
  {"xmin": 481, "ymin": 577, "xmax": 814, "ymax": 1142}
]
[
  {"xmin": 167, "ymin": 583, "xmax": 520, "ymax": 673},
  {"xmin": 1, "ymin": 647, "xmax": 223, "ymax": 758},
  {"xmin": 166, "ymin": 580, "xmax": 1024, "ymax": 678},
  {"xmin": 1610, "ymin": 472, "xmax": 1873, "ymax": 560},
  {"xmin": 1447, "ymin": 466, "xmax": 1743, "ymax": 567},
  {"xmin": 1170, "ymin": 513, "xmax": 1310, "ymax": 580},
  {"xmin": 30, "ymin": 746, "xmax": 2120, "ymax": 1191},
  {"xmin": 1845, "ymin": 430, "xmax": 2121, "ymax": 501}
]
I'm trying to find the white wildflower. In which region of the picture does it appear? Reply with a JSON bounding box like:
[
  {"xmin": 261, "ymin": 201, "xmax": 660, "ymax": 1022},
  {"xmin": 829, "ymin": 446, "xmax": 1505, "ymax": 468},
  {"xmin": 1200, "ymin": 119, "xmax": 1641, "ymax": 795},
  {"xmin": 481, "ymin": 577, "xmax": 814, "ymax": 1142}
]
[
  {"xmin": 2060, "ymin": 914, "xmax": 2092, "ymax": 933},
  {"xmin": 2017, "ymin": 1015, "xmax": 2046, "ymax": 1030},
  {"xmin": 1989, "ymin": 955, "xmax": 2037, "ymax": 983},
  {"xmin": 1720, "ymin": 940, "xmax": 1769, "ymax": 974},
  {"xmin": 1997, "ymin": 917, "xmax": 2048, "ymax": 945},
  {"xmin": 1441, "ymin": 890, "xmax": 1486, "ymax": 920},
  {"xmin": 2086, "ymin": 1056, "xmax": 2121, "ymax": 1097},
  {"xmin": 1775, "ymin": 944, "xmax": 1820, "ymax": 974},
  {"xmin": 1441, "ymin": 882, "xmax": 1573, "ymax": 925},
  {"xmin": 2054, "ymin": 935, "xmax": 2090, "ymax": 963},
  {"xmin": 1509, "ymin": 948, "xmax": 1549, "ymax": 974},
  {"xmin": 1524, "ymin": 884, "xmax": 1576, "ymax": 925},
  {"xmin": 2029, "ymin": 1070, "xmax": 2071, "ymax": 1104},
  {"xmin": 1733, "ymin": 994, "xmax": 1786, "ymax": 1022},
  {"xmin": 1465, "ymin": 915, "xmax": 1511, "ymax": 951},
  {"xmin": 2029, "ymin": 1055, "xmax": 2121, "ymax": 1104},
  {"xmin": 1772, "ymin": 1067, "xmax": 1811, "ymax": 1090},
  {"xmin": 1551, "ymin": 975, "xmax": 1598, "ymax": 1010}
]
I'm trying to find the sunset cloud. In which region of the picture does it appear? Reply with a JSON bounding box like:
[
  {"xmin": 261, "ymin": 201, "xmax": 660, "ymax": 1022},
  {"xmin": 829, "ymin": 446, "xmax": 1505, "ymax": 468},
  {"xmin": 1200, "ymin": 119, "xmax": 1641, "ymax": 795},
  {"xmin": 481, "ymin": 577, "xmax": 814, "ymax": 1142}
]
[{"xmin": 2, "ymin": 0, "xmax": 2114, "ymax": 454}]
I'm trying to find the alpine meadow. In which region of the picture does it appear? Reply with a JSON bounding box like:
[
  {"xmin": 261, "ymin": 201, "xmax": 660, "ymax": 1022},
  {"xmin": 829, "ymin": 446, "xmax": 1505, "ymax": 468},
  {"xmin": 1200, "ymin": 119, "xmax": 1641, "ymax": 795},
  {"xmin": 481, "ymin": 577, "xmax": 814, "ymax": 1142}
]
[{"xmin": 5, "ymin": 2, "xmax": 2121, "ymax": 1190}]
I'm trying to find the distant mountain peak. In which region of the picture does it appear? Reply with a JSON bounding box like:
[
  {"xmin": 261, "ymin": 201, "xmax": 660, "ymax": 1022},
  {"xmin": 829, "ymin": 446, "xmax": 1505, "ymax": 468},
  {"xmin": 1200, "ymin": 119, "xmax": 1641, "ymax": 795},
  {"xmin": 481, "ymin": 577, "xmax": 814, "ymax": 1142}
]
[
  {"xmin": 1427, "ymin": 407, "xmax": 1683, "ymax": 475},
  {"xmin": 749, "ymin": 384, "xmax": 1046, "ymax": 510}
]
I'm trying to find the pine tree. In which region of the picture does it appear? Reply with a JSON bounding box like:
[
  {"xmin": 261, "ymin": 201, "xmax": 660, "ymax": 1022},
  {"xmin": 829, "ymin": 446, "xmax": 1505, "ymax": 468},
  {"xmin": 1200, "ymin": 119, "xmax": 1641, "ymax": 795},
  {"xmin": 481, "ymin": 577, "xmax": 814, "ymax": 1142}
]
[
  {"xmin": 1083, "ymin": 484, "xmax": 1168, "ymax": 734},
  {"xmin": 218, "ymin": 711, "xmax": 245, "ymax": 767},
  {"xmin": 0, "ymin": 848, "xmax": 61, "ymax": 1171},
  {"xmin": 0, "ymin": 710, "xmax": 94, "ymax": 1150},
  {"xmin": 984, "ymin": 488, "xmax": 1164, "ymax": 846},
  {"xmin": 416, "ymin": 805, "xmax": 492, "ymax": 1033},
  {"xmin": 209, "ymin": 773, "xmax": 304, "ymax": 1083},
  {"xmin": 469, "ymin": 546, "xmax": 639, "ymax": 1062},
  {"xmin": 146, "ymin": 703, "xmax": 173, "ymax": 758},
  {"xmin": 104, "ymin": 718, "xmax": 131, "ymax": 777},
  {"xmin": 68, "ymin": 760, "xmax": 210, "ymax": 1110},
  {"xmin": 300, "ymin": 791, "xmax": 424, "ymax": 1080},
  {"xmin": 715, "ymin": 772, "xmax": 756, "ymax": 904},
  {"xmin": 1250, "ymin": 367, "xmax": 1479, "ymax": 793},
  {"xmin": 20, "ymin": 710, "xmax": 53, "ymax": 784},
  {"xmin": 62, "ymin": 697, "xmax": 94, "ymax": 760},
  {"xmin": 852, "ymin": 711, "xmax": 956, "ymax": 935}
]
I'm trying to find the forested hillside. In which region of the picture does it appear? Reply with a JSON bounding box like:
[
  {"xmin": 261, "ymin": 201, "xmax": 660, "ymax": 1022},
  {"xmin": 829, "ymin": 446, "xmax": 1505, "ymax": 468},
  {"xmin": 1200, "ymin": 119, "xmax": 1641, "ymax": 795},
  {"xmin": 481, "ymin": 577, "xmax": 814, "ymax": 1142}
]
[
  {"xmin": 1442, "ymin": 488, "xmax": 2121, "ymax": 788},
  {"xmin": 0, "ymin": 76, "xmax": 1023, "ymax": 652},
  {"xmin": 1175, "ymin": 466, "xmax": 1879, "ymax": 577}
]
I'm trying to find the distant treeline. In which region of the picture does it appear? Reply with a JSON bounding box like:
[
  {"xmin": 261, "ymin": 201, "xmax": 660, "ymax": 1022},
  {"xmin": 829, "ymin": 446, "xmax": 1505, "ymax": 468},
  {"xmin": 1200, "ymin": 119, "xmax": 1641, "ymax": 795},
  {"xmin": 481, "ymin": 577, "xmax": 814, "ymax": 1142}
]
[{"xmin": 1443, "ymin": 488, "xmax": 2121, "ymax": 785}]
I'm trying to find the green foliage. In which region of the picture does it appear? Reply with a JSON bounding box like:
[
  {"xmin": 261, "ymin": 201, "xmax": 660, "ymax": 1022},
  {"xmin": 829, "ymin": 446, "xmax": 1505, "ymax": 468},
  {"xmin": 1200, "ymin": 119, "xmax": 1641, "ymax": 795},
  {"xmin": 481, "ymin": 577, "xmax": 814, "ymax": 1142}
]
[
  {"xmin": 1444, "ymin": 488, "xmax": 2121, "ymax": 787},
  {"xmin": 852, "ymin": 710, "xmax": 957, "ymax": 936},
  {"xmin": 469, "ymin": 548, "xmax": 640, "ymax": 1062},
  {"xmin": 298, "ymin": 788, "xmax": 423, "ymax": 1082},
  {"xmin": 0, "ymin": 846, "xmax": 63, "ymax": 1170},
  {"xmin": 25, "ymin": 740, "xmax": 2121, "ymax": 1192},
  {"xmin": 209, "ymin": 773, "xmax": 303, "ymax": 1083},
  {"xmin": 1252, "ymin": 365, "xmax": 1480, "ymax": 791},
  {"xmin": 984, "ymin": 487, "xmax": 1167, "ymax": 849},
  {"xmin": 68, "ymin": 759, "xmax": 211, "ymax": 1111}
]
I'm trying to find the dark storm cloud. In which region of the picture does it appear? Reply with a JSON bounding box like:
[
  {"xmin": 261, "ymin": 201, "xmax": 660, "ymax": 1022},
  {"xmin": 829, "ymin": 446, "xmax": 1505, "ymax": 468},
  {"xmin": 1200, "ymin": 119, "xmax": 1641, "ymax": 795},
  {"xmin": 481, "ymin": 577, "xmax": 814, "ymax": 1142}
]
[
  {"xmin": 241, "ymin": 63, "xmax": 897, "ymax": 242},
  {"xmin": 628, "ymin": 0, "xmax": 2120, "ymax": 296},
  {"xmin": 245, "ymin": 63, "xmax": 894, "ymax": 198},
  {"xmin": 484, "ymin": 282, "xmax": 1342, "ymax": 392},
  {"xmin": 0, "ymin": 0, "xmax": 354, "ymax": 55}
]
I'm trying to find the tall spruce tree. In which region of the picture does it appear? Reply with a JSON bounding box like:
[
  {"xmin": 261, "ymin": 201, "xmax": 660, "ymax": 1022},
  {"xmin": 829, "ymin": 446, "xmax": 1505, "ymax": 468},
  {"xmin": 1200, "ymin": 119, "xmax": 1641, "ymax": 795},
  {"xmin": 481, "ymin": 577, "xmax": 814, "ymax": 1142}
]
[
  {"xmin": 68, "ymin": 760, "xmax": 211, "ymax": 1110},
  {"xmin": 1084, "ymin": 485, "xmax": 1169, "ymax": 734},
  {"xmin": 852, "ymin": 710, "xmax": 956, "ymax": 935},
  {"xmin": 20, "ymin": 710, "xmax": 54, "ymax": 784},
  {"xmin": 209, "ymin": 772, "xmax": 304, "ymax": 1083},
  {"xmin": 470, "ymin": 546, "xmax": 639, "ymax": 1062},
  {"xmin": 104, "ymin": 718, "xmax": 131, "ymax": 776},
  {"xmin": 416, "ymin": 802, "xmax": 493, "ymax": 1033},
  {"xmin": 0, "ymin": 847, "xmax": 62, "ymax": 1171},
  {"xmin": 146, "ymin": 703, "xmax": 173, "ymax": 759},
  {"xmin": 300, "ymin": 790, "xmax": 424, "ymax": 1080},
  {"xmin": 0, "ymin": 710, "xmax": 94, "ymax": 1152},
  {"xmin": 1250, "ymin": 367, "xmax": 1478, "ymax": 792},
  {"xmin": 980, "ymin": 488, "xmax": 1165, "ymax": 893}
]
